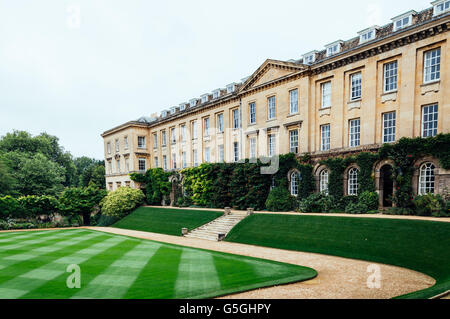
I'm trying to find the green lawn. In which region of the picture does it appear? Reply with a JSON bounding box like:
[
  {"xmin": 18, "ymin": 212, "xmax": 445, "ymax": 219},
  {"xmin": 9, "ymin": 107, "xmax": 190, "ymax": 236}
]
[
  {"xmin": 112, "ymin": 207, "xmax": 223, "ymax": 236},
  {"xmin": 0, "ymin": 229, "xmax": 316, "ymax": 299},
  {"xmin": 225, "ymin": 214, "xmax": 450, "ymax": 299}
]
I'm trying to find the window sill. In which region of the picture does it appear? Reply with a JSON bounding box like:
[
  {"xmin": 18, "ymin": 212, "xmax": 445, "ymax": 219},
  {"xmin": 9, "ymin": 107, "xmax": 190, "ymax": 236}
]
[
  {"xmin": 287, "ymin": 113, "xmax": 299, "ymax": 118},
  {"xmin": 266, "ymin": 119, "xmax": 277, "ymax": 123},
  {"xmin": 348, "ymin": 98, "xmax": 362, "ymax": 104},
  {"xmin": 421, "ymin": 80, "xmax": 440, "ymax": 87},
  {"xmin": 420, "ymin": 80, "xmax": 440, "ymax": 96}
]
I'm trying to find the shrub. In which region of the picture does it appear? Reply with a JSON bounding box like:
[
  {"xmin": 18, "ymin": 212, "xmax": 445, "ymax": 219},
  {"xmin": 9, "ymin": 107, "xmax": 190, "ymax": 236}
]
[
  {"xmin": 345, "ymin": 202, "xmax": 369, "ymax": 214},
  {"xmin": 0, "ymin": 196, "xmax": 22, "ymax": 219},
  {"xmin": 358, "ymin": 191, "xmax": 379, "ymax": 211},
  {"xmin": 265, "ymin": 187, "xmax": 296, "ymax": 212},
  {"xmin": 413, "ymin": 193, "xmax": 446, "ymax": 217},
  {"xmin": 58, "ymin": 186, "xmax": 107, "ymax": 225},
  {"xmin": 18, "ymin": 195, "xmax": 58, "ymax": 220},
  {"xmin": 101, "ymin": 187, "xmax": 145, "ymax": 219},
  {"xmin": 298, "ymin": 193, "xmax": 336, "ymax": 213}
]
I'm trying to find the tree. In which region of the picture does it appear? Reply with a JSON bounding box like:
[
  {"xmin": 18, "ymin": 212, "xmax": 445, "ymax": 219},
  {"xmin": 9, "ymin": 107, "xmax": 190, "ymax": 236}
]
[
  {"xmin": 58, "ymin": 186, "xmax": 107, "ymax": 225},
  {"xmin": 16, "ymin": 153, "xmax": 66, "ymax": 196},
  {"xmin": 0, "ymin": 158, "xmax": 16, "ymax": 196}
]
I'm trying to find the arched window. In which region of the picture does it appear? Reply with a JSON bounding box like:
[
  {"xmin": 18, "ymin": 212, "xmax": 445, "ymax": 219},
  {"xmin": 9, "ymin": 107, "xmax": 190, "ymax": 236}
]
[
  {"xmin": 348, "ymin": 168, "xmax": 359, "ymax": 196},
  {"xmin": 320, "ymin": 169, "xmax": 329, "ymax": 195},
  {"xmin": 419, "ymin": 163, "xmax": 435, "ymax": 195},
  {"xmin": 290, "ymin": 172, "xmax": 300, "ymax": 196}
]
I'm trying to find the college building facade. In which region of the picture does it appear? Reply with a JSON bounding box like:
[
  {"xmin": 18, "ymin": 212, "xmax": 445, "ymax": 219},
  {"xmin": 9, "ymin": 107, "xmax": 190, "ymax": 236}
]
[{"xmin": 102, "ymin": 2, "xmax": 450, "ymax": 207}]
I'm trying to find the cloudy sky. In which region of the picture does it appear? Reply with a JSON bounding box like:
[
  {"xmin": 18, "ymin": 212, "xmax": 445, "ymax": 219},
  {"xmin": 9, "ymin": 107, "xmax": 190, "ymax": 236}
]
[{"xmin": 0, "ymin": 0, "xmax": 430, "ymax": 159}]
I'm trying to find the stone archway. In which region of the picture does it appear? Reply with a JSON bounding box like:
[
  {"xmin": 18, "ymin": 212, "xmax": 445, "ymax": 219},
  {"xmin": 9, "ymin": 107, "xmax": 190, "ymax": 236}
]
[{"xmin": 374, "ymin": 160, "xmax": 395, "ymax": 208}]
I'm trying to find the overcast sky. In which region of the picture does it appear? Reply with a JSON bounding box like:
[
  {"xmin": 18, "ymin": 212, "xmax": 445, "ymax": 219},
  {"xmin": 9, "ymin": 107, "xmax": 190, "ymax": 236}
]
[{"xmin": 0, "ymin": 0, "xmax": 431, "ymax": 159}]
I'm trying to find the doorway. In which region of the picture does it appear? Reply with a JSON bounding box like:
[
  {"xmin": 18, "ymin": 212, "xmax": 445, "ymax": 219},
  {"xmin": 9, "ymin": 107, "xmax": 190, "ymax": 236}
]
[{"xmin": 381, "ymin": 165, "xmax": 394, "ymax": 207}]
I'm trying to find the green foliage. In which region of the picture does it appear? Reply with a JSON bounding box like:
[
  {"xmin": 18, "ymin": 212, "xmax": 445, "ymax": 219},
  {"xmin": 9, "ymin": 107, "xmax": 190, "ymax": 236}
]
[
  {"xmin": 0, "ymin": 196, "xmax": 22, "ymax": 219},
  {"xmin": 18, "ymin": 195, "xmax": 59, "ymax": 220},
  {"xmin": 298, "ymin": 193, "xmax": 336, "ymax": 213},
  {"xmin": 58, "ymin": 186, "xmax": 107, "ymax": 225},
  {"xmin": 265, "ymin": 187, "xmax": 296, "ymax": 212},
  {"xmin": 358, "ymin": 191, "xmax": 379, "ymax": 211},
  {"xmin": 130, "ymin": 168, "xmax": 171, "ymax": 205},
  {"xmin": 413, "ymin": 193, "xmax": 447, "ymax": 217},
  {"xmin": 0, "ymin": 159, "xmax": 16, "ymax": 196},
  {"xmin": 345, "ymin": 201, "xmax": 369, "ymax": 214},
  {"xmin": 100, "ymin": 187, "xmax": 145, "ymax": 219}
]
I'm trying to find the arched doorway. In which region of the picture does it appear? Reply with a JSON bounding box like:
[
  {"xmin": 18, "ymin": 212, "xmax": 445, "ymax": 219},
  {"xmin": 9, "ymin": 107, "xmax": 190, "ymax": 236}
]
[{"xmin": 380, "ymin": 165, "xmax": 394, "ymax": 207}]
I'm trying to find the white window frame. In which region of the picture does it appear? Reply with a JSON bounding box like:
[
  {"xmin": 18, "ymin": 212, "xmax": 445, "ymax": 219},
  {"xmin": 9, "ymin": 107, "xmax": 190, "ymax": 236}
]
[
  {"xmin": 348, "ymin": 168, "xmax": 359, "ymax": 196},
  {"xmin": 267, "ymin": 96, "xmax": 276, "ymax": 120},
  {"xmin": 350, "ymin": 72, "xmax": 362, "ymax": 101},
  {"xmin": 320, "ymin": 169, "xmax": 329, "ymax": 195},
  {"xmin": 321, "ymin": 81, "xmax": 332, "ymax": 108},
  {"xmin": 205, "ymin": 147, "xmax": 211, "ymax": 163},
  {"xmin": 107, "ymin": 142, "xmax": 111, "ymax": 154},
  {"xmin": 419, "ymin": 163, "xmax": 436, "ymax": 195},
  {"xmin": 424, "ymin": 48, "xmax": 441, "ymax": 84},
  {"xmin": 193, "ymin": 150, "xmax": 198, "ymax": 167},
  {"xmin": 181, "ymin": 125, "xmax": 186, "ymax": 142},
  {"xmin": 161, "ymin": 131, "xmax": 167, "ymax": 146},
  {"xmin": 218, "ymin": 113, "xmax": 224, "ymax": 133},
  {"xmin": 204, "ymin": 117, "xmax": 210, "ymax": 136},
  {"xmin": 422, "ymin": 104, "xmax": 439, "ymax": 138},
  {"xmin": 137, "ymin": 136, "xmax": 146, "ymax": 149},
  {"xmin": 320, "ymin": 124, "xmax": 331, "ymax": 151},
  {"xmin": 153, "ymin": 134, "xmax": 158, "ymax": 148},
  {"xmin": 384, "ymin": 61, "xmax": 398, "ymax": 93},
  {"xmin": 163, "ymin": 155, "xmax": 167, "ymax": 171},
  {"xmin": 192, "ymin": 121, "xmax": 198, "ymax": 139},
  {"xmin": 250, "ymin": 137, "xmax": 257, "ymax": 159},
  {"xmin": 125, "ymin": 158, "xmax": 130, "ymax": 173},
  {"xmin": 249, "ymin": 102, "xmax": 256, "ymax": 124},
  {"xmin": 382, "ymin": 112, "xmax": 396, "ymax": 143},
  {"xmin": 154, "ymin": 157, "xmax": 159, "ymax": 168},
  {"xmin": 289, "ymin": 130, "xmax": 298, "ymax": 154},
  {"xmin": 392, "ymin": 13, "xmax": 413, "ymax": 32},
  {"xmin": 115, "ymin": 139, "xmax": 119, "ymax": 152},
  {"xmin": 232, "ymin": 109, "xmax": 239, "ymax": 129},
  {"xmin": 124, "ymin": 136, "xmax": 128, "ymax": 149},
  {"xmin": 218, "ymin": 145, "xmax": 224, "ymax": 163},
  {"xmin": 138, "ymin": 158, "xmax": 146, "ymax": 172},
  {"xmin": 349, "ymin": 119, "xmax": 361, "ymax": 148},
  {"xmin": 233, "ymin": 142, "xmax": 239, "ymax": 162},
  {"xmin": 290, "ymin": 172, "xmax": 299, "ymax": 196},
  {"xmin": 359, "ymin": 29, "xmax": 376, "ymax": 44},
  {"xmin": 433, "ymin": 0, "xmax": 450, "ymax": 16},
  {"xmin": 182, "ymin": 152, "xmax": 187, "ymax": 168},
  {"xmin": 289, "ymin": 89, "xmax": 298, "ymax": 114},
  {"xmin": 172, "ymin": 153, "xmax": 177, "ymax": 169},
  {"xmin": 171, "ymin": 128, "xmax": 176, "ymax": 144},
  {"xmin": 116, "ymin": 159, "xmax": 121, "ymax": 174},
  {"xmin": 268, "ymin": 134, "xmax": 276, "ymax": 157},
  {"xmin": 326, "ymin": 43, "xmax": 341, "ymax": 57}
]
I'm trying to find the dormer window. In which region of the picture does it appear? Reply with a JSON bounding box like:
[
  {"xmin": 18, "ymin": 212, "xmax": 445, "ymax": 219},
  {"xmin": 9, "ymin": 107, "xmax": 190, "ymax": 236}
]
[
  {"xmin": 189, "ymin": 99, "xmax": 197, "ymax": 107},
  {"xmin": 358, "ymin": 26, "xmax": 378, "ymax": 44},
  {"xmin": 201, "ymin": 94, "xmax": 209, "ymax": 104},
  {"xmin": 212, "ymin": 89, "xmax": 221, "ymax": 99},
  {"xmin": 433, "ymin": 0, "xmax": 450, "ymax": 16},
  {"xmin": 302, "ymin": 51, "xmax": 317, "ymax": 65},
  {"xmin": 161, "ymin": 110, "xmax": 168, "ymax": 118},
  {"xmin": 392, "ymin": 11, "xmax": 416, "ymax": 32},
  {"xmin": 325, "ymin": 41, "xmax": 343, "ymax": 57},
  {"xmin": 226, "ymin": 83, "xmax": 236, "ymax": 94},
  {"xmin": 179, "ymin": 103, "xmax": 186, "ymax": 111},
  {"xmin": 170, "ymin": 107, "xmax": 176, "ymax": 114}
]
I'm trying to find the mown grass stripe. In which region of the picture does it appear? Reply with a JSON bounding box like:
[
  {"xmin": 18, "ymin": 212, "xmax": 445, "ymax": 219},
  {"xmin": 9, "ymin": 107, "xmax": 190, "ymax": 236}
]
[
  {"xmin": 0, "ymin": 231, "xmax": 109, "ymax": 285},
  {"xmin": 16, "ymin": 234, "xmax": 129, "ymax": 299},
  {"xmin": 68, "ymin": 241, "xmax": 161, "ymax": 299},
  {"xmin": 123, "ymin": 245, "xmax": 183, "ymax": 299},
  {"xmin": 174, "ymin": 248, "xmax": 220, "ymax": 298}
]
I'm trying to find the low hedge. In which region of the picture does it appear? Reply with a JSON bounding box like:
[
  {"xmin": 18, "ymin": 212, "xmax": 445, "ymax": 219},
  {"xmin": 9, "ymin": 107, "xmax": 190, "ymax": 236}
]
[{"xmin": 100, "ymin": 187, "xmax": 145, "ymax": 219}]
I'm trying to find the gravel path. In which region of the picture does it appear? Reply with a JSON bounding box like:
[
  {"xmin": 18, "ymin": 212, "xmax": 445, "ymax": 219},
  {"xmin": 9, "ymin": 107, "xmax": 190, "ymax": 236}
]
[{"xmin": 88, "ymin": 226, "xmax": 435, "ymax": 299}]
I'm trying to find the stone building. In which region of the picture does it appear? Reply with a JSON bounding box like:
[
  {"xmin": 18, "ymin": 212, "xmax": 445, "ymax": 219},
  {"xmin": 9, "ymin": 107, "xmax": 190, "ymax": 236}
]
[{"xmin": 101, "ymin": 2, "xmax": 450, "ymax": 207}]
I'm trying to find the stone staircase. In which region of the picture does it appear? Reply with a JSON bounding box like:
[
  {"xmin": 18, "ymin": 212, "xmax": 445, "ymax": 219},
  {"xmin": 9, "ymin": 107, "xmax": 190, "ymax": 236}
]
[{"xmin": 184, "ymin": 212, "xmax": 247, "ymax": 241}]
